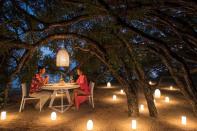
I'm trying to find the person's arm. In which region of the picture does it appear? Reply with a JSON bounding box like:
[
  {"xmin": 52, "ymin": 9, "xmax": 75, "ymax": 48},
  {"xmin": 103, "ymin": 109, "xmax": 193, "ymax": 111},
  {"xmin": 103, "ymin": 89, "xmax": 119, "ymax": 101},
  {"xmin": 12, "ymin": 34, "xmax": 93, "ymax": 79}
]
[
  {"xmin": 43, "ymin": 75, "xmax": 49, "ymax": 84},
  {"xmin": 78, "ymin": 75, "xmax": 86, "ymax": 89},
  {"xmin": 79, "ymin": 76, "xmax": 85, "ymax": 84},
  {"xmin": 35, "ymin": 74, "xmax": 46, "ymax": 90}
]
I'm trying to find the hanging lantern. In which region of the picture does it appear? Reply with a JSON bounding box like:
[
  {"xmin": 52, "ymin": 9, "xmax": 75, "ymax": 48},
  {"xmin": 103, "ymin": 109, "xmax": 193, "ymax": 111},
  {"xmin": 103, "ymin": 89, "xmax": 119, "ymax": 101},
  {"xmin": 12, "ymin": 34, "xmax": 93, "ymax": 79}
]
[
  {"xmin": 87, "ymin": 120, "xmax": 93, "ymax": 130},
  {"xmin": 56, "ymin": 48, "xmax": 69, "ymax": 67},
  {"xmin": 154, "ymin": 89, "xmax": 161, "ymax": 98}
]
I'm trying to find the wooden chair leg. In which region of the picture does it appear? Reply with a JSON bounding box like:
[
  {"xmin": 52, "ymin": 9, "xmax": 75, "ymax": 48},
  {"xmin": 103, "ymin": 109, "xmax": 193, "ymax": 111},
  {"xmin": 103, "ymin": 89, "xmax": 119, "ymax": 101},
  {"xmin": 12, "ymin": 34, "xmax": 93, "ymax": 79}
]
[
  {"xmin": 39, "ymin": 99, "xmax": 41, "ymax": 112},
  {"xmin": 19, "ymin": 99, "xmax": 24, "ymax": 112},
  {"xmin": 22, "ymin": 99, "xmax": 26, "ymax": 109},
  {"xmin": 88, "ymin": 97, "xmax": 91, "ymax": 105},
  {"xmin": 91, "ymin": 97, "xmax": 94, "ymax": 108}
]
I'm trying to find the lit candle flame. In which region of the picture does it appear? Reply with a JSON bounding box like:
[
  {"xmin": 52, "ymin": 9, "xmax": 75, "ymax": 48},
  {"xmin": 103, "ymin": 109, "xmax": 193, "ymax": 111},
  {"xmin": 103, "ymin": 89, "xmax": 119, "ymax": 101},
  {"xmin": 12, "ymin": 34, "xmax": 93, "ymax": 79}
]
[
  {"xmin": 154, "ymin": 89, "xmax": 161, "ymax": 98},
  {"xmin": 107, "ymin": 82, "xmax": 111, "ymax": 87},
  {"xmin": 87, "ymin": 120, "xmax": 93, "ymax": 130},
  {"xmin": 113, "ymin": 95, "xmax": 117, "ymax": 101},
  {"xmin": 51, "ymin": 112, "xmax": 57, "ymax": 120},
  {"xmin": 140, "ymin": 104, "xmax": 144, "ymax": 111},
  {"xmin": 165, "ymin": 97, "xmax": 170, "ymax": 103},
  {"xmin": 1, "ymin": 111, "xmax": 6, "ymax": 120},
  {"xmin": 181, "ymin": 116, "xmax": 187, "ymax": 125},
  {"xmin": 131, "ymin": 119, "xmax": 137, "ymax": 129}
]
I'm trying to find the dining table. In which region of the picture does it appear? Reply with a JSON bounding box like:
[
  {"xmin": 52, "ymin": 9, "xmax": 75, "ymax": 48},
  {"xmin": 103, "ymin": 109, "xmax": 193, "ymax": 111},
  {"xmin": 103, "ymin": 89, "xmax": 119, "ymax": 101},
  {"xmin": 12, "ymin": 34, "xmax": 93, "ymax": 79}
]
[{"xmin": 42, "ymin": 82, "xmax": 79, "ymax": 113}]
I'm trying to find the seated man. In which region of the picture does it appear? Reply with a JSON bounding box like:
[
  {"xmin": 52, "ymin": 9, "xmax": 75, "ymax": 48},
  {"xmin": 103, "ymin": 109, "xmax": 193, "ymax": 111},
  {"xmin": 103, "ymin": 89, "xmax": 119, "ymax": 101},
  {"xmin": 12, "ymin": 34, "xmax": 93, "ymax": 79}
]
[{"xmin": 29, "ymin": 66, "xmax": 51, "ymax": 110}]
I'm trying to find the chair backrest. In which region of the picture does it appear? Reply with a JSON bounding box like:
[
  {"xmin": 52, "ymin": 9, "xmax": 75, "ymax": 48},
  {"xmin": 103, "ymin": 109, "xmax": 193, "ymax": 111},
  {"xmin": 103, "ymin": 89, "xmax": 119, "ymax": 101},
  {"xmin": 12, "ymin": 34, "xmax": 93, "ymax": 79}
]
[
  {"xmin": 21, "ymin": 83, "xmax": 27, "ymax": 97},
  {"xmin": 89, "ymin": 81, "xmax": 95, "ymax": 96}
]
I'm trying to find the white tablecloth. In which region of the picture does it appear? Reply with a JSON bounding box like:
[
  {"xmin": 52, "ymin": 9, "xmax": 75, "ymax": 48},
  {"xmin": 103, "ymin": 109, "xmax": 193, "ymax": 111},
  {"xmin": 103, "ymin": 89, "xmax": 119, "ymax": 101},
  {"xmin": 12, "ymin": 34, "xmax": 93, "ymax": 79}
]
[{"xmin": 42, "ymin": 83, "xmax": 79, "ymax": 90}]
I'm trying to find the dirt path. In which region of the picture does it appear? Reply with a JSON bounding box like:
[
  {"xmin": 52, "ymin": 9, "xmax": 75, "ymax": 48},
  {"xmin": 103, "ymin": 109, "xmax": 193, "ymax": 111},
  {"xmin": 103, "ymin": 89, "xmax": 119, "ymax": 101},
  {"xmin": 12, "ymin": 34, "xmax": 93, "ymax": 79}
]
[{"xmin": 0, "ymin": 84, "xmax": 197, "ymax": 131}]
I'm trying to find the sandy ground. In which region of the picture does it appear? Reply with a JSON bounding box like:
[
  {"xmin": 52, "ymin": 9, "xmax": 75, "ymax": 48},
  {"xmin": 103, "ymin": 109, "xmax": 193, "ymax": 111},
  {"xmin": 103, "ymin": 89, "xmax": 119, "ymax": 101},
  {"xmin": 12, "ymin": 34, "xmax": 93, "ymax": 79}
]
[{"xmin": 0, "ymin": 84, "xmax": 197, "ymax": 131}]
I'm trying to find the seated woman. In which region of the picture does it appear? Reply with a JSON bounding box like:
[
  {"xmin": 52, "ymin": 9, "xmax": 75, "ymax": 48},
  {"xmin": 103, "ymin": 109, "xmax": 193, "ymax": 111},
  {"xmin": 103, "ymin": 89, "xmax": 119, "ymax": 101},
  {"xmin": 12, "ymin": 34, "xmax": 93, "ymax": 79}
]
[
  {"xmin": 29, "ymin": 66, "xmax": 51, "ymax": 110},
  {"xmin": 72, "ymin": 68, "xmax": 90, "ymax": 105}
]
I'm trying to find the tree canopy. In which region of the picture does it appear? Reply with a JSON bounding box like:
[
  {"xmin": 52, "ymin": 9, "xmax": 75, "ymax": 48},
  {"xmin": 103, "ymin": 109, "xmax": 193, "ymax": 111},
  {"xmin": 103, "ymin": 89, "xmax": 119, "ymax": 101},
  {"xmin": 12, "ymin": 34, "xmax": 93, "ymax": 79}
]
[{"xmin": 0, "ymin": 0, "xmax": 197, "ymax": 117}]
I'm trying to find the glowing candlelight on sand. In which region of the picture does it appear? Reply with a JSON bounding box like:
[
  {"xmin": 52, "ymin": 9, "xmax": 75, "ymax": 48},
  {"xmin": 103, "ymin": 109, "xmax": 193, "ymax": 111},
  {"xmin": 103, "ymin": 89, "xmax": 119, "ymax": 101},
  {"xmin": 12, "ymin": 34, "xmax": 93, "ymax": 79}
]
[
  {"xmin": 165, "ymin": 97, "xmax": 170, "ymax": 103},
  {"xmin": 131, "ymin": 119, "xmax": 137, "ymax": 130},
  {"xmin": 51, "ymin": 112, "xmax": 57, "ymax": 120},
  {"xmin": 1, "ymin": 111, "xmax": 6, "ymax": 120},
  {"xmin": 107, "ymin": 82, "xmax": 111, "ymax": 87},
  {"xmin": 149, "ymin": 81, "xmax": 153, "ymax": 85},
  {"xmin": 140, "ymin": 104, "xmax": 144, "ymax": 111},
  {"xmin": 113, "ymin": 95, "xmax": 117, "ymax": 101},
  {"xmin": 154, "ymin": 89, "xmax": 161, "ymax": 98},
  {"xmin": 87, "ymin": 120, "xmax": 93, "ymax": 130},
  {"xmin": 181, "ymin": 116, "xmax": 187, "ymax": 125},
  {"xmin": 170, "ymin": 86, "xmax": 173, "ymax": 90}
]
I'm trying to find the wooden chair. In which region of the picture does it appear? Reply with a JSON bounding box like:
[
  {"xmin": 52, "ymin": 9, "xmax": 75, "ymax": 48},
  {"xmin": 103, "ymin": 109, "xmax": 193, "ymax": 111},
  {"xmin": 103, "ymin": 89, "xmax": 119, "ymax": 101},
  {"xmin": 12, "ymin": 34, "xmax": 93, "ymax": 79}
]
[
  {"xmin": 75, "ymin": 81, "xmax": 95, "ymax": 110},
  {"xmin": 19, "ymin": 83, "xmax": 41, "ymax": 112},
  {"xmin": 88, "ymin": 81, "xmax": 95, "ymax": 108}
]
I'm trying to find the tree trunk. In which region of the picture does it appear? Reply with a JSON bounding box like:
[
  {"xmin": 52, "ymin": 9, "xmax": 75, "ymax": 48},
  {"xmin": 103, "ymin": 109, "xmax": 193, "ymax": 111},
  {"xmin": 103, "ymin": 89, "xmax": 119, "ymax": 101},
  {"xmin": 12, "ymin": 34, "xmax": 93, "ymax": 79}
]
[
  {"xmin": 116, "ymin": 34, "xmax": 158, "ymax": 117},
  {"xmin": 3, "ymin": 49, "xmax": 34, "ymax": 106},
  {"xmin": 102, "ymin": 59, "xmax": 140, "ymax": 117},
  {"xmin": 3, "ymin": 80, "xmax": 12, "ymax": 105},
  {"xmin": 135, "ymin": 65, "xmax": 158, "ymax": 117},
  {"xmin": 142, "ymin": 84, "xmax": 158, "ymax": 117},
  {"xmin": 125, "ymin": 90, "xmax": 139, "ymax": 117}
]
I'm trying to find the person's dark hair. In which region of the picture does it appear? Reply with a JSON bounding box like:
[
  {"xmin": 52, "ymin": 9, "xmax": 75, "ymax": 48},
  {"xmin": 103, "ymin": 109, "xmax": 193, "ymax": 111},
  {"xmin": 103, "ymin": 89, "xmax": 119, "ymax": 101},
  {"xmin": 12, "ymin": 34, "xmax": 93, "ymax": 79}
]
[
  {"xmin": 77, "ymin": 68, "xmax": 83, "ymax": 73},
  {"xmin": 38, "ymin": 66, "xmax": 45, "ymax": 72}
]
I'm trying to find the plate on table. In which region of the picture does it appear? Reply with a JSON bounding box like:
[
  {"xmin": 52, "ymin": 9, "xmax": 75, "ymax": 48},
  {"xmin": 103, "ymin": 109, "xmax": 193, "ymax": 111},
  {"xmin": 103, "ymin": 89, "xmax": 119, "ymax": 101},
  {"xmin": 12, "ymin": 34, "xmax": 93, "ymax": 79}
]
[
  {"xmin": 70, "ymin": 83, "xmax": 77, "ymax": 85},
  {"xmin": 44, "ymin": 84, "xmax": 53, "ymax": 86}
]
